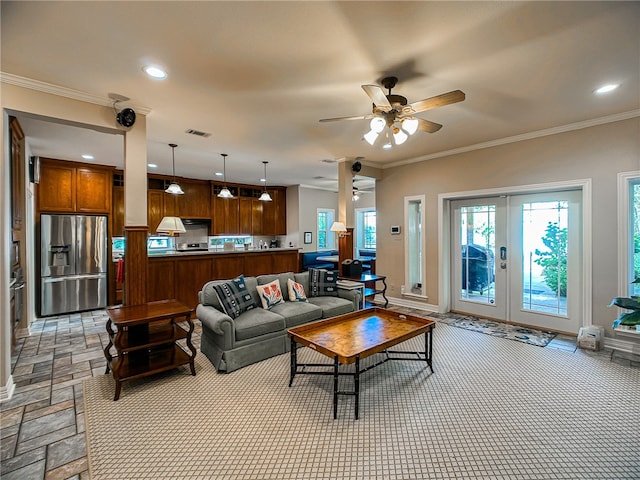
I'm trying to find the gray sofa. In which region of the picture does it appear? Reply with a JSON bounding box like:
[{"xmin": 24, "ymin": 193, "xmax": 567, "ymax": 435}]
[{"xmin": 196, "ymin": 271, "xmax": 361, "ymax": 373}]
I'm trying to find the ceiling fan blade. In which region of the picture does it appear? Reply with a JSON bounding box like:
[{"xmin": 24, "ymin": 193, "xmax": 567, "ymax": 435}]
[
  {"xmin": 319, "ymin": 114, "xmax": 371, "ymax": 123},
  {"xmin": 417, "ymin": 118, "xmax": 443, "ymax": 133},
  {"xmin": 404, "ymin": 90, "xmax": 465, "ymax": 115},
  {"xmin": 362, "ymin": 85, "xmax": 392, "ymax": 110}
]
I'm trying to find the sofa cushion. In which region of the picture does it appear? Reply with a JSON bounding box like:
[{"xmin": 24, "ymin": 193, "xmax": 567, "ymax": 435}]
[
  {"xmin": 256, "ymin": 279, "xmax": 285, "ymax": 309},
  {"xmin": 308, "ymin": 268, "xmax": 338, "ymax": 297},
  {"xmin": 269, "ymin": 301, "xmax": 322, "ymax": 328},
  {"xmin": 234, "ymin": 308, "xmax": 286, "ymax": 342},
  {"xmin": 287, "ymin": 278, "xmax": 308, "ymax": 302},
  {"xmin": 212, "ymin": 275, "xmax": 258, "ymax": 319},
  {"xmin": 308, "ymin": 296, "xmax": 354, "ymax": 319},
  {"xmin": 293, "ymin": 271, "xmax": 310, "ymax": 294},
  {"xmin": 201, "ymin": 276, "xmax": 259, "ymax": 310},
  {"xmin": 257, "ymin": 272, "xmax": 295, "ymax": 296}
]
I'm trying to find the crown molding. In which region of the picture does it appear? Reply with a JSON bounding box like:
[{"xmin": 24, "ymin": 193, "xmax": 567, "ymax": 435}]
[
  {"xmin": 0, "ymin": 72, "xmax": 152, "ymax": 115},
  {"xmin": 385, "ymin": 109, "xmax": 640, "ymax": 170}
]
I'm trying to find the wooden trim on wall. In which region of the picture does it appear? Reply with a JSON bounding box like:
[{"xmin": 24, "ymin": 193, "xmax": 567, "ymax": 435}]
[{"xmin": 124, "ymin": 226, "xmax": 148, "ymax": 305}]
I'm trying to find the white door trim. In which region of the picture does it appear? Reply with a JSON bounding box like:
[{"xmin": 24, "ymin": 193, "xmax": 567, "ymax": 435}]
[{"xmin": 438, "ymin": 179, "xmax": 592, "ymax": 328}]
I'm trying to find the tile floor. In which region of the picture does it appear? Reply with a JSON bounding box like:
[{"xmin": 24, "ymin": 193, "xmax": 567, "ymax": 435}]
[{"xmin": 1, "ymin": 309, "xmax": 638, "ymax": 479}]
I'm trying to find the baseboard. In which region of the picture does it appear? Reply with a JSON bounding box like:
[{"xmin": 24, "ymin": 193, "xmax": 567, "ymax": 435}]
[
  {"xmin": 383, "ymin": 295, "xmax": 440, "ymax": 313},
  {"xmin": 604, "ymin": 336, "xmax": 640, "ymax": 355},
  {"xmin": 0, "ymin": 375, "xmax": 15, "ymax": 402}
]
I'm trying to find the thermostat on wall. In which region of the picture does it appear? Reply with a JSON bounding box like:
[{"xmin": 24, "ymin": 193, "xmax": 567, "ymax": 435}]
[{"xmin": 390, "ymin": 226, "xmax": 401, "ymax": 235}]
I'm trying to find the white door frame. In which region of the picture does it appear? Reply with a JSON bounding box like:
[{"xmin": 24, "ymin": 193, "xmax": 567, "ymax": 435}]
[{"xmin": 438, "ymin": 179, "xmax": 593, "ymax": 328}]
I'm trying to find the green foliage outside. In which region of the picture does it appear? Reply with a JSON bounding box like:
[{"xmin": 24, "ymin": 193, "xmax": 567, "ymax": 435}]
[{"xmin": 534, "ymin": 222, "xmax": 567, "ymax": 297}]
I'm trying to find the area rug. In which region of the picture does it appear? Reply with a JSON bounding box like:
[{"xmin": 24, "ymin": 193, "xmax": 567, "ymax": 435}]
[
  {"xmin": 83, "ymin": 325, "xmax": 640, "ymax": 480},
  {"xmin": 446, "ymin": 316, "xmax": 557, "ymax": 346}
]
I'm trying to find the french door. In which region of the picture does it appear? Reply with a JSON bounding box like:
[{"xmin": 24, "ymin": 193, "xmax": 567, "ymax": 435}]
[{"xmin": 451, "ymin": 191, "xmax": 582, "ymax": 333}]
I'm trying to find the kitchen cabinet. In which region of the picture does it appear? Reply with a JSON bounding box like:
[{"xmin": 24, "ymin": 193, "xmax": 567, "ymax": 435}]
[
  {"xmin": 211, "ymin": 195, "xmax": 239, "ymax": 235},
  {"xmin": 178, "ymin": 180, "xmax": 211, "ymax": 218},
  {"xmin": 38, "ymin": 158, "xmax": 112, "ymax": 214},
  {"xmin": 147, "ymin": 190, "xmax": 165, "ymax": 234},
  {"xmin": 261, "ymin": 188, "xmax": 286, "ymax": 235},
  {"xmin": 147, "ymin": 258, "xmax": 176, "ymax": 302},
  {"xmin": 174, "ymin": 257, "xmax": 213, "ymax": 310},
  {"xmin": 212, "ymin": 254, "xmax": 244, "ymax": 279},
  {"xmin": 239, "ymin": 197, "xmax": 253, "ymax": 234},
  {"xmin": 251, "ymin": 199, "xmax": 263, "ymax": 235}
]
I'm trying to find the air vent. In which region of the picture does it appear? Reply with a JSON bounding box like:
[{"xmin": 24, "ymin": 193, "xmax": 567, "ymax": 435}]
[
  {"xmin": 313, "ymin": 176, "xmax": 325, "ymax": 180},
  {"xmin": 185, "ymin": 129, "xmax": 211, "ymax": 138},
  {"xmin": 321, "ymin": 159, "xmax": 336, "ymax": 164}
]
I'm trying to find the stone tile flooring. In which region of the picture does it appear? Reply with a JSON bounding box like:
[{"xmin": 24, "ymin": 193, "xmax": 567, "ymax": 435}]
[{"xmin": 1, "ymin": 308, "xmax": 638, "ymax": 479}]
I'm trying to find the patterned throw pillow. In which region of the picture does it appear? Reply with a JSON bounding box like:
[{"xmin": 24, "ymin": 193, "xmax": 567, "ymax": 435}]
[
  {"xmin": 287, "ymin": 278, "xmax": 308, "ymax": 303},
  {"xmin": 212, "ymin": 275, "xmax": 258, "ymax": 319},
  {"xmin": 256, "ymin": 279, "xmax": 285, "ymax": 309},
  {"xmin": 308, "ymin": 268, "xmax": 338, "ymax": 297}
]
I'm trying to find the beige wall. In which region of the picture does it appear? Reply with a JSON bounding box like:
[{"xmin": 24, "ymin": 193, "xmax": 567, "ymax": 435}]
[
  {"xmin": 298, "ymin": 187, "xmax": 338, "ymax": 252},
  {"xmin": 376, "ymin": 117, "xmax": 640, "ymax": 334}
]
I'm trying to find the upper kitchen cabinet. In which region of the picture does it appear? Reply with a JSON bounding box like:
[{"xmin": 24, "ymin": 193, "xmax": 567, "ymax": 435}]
[
  {"xmin": 177, "ymin": 180, "xmax": 211, "ymax": 219},
  {"xmin": 212, "ymin": 194, "xmax": 240, "ymax": 235},
  {"xmin": 259, "ymin": 188, "xmax": 287, "ymax": 236},
  {"xmin": 112, "ymin": 186, "xmax": 125, "ymax": 236},
  {"xmin": 37, "ymin": 158, "xmax": 113, "ymax": 214}
]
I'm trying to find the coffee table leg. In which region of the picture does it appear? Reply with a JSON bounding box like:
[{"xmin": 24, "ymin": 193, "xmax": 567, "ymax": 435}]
[
  {"xmin": 354, "ymin": 355, "xmax": 360, "ymax": 420},
  {"xmin": 333, "ymin": 355, "xmax": 339, "ymax": 420},
  {"xmin": 426, "ymin": 330, "xmax": 434, "ymax": 373},
  {"xmin": 289, "ymin": 337, "xmax": 297, "ymax": 387}
]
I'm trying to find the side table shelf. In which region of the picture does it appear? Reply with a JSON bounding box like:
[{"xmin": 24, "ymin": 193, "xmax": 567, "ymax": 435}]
[{"xmin": 104, "ymin": 299, "xmax": 196, "ymax": 400}]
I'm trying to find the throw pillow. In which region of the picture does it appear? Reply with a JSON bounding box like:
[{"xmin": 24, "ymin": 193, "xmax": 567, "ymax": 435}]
[
  {"xmin": 256, "ymin": 279, "xmax": 285, "ymax": 309},
  {"xmin": 212, "ymin": 275, "xmax": 258, "ymax": 319},
  {"xmin": 308, "ymin": 268, "xmax": 338, "ymax": 297},
  {"xmin": 287, "ymin": 278, "xmax": 308, "ymax": 303}
]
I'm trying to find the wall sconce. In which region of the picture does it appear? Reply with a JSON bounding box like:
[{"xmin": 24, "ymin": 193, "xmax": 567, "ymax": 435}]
[
  {"xmin": 156, "ymin": 216, "xmax": 186, "ymax": 236},
  {"xmin": 330, "ymin": 221, "xmax": 349, "ymax": 238}
]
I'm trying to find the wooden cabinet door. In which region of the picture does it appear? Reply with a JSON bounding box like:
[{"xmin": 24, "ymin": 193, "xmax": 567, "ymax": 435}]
[
  {"xmin": 147, "ymin": 190, "xmax": 164, "ymax": 233},
  {"xmin": 175, "ymin": 257, "xmax": 213, "ymax": 310},
  {"xmin": 147, "ymin": 258, "xmax": 176, "ymax": 302},
  {"xmin": 239, "ymin": 197, "xmax": 253, "ymax": 234},
  {"xmin": 274, "ymin": 189, "xmax": 287, "ymax": 235},
  {"xmin": 112, "ymin": 186, "xmax": 125, "ymax": 236},
  {"xmin": 261, "ymin": 189, "xmax": 277, "ymax": 236},
  {"xmin": 178, "ymin": 181, "xmax": 211, "ymax": 218},
  {"xmin": 243, "ymin": 253, "xmax": 273, "ymax": 277},
  {"xmin": 272, "ymin": 251, "xmax": 299, "ymax": 274},
  {"xmin": 212, "ymin": 196, "xmax": 239, "ymax": 234},
  {"xmin": 251, "ymin": 199, "xmax": 263, "ymax": 235},
  {"xmin": 213, "ymin": 255, "xmax": 244, "ymax": 280},
  {"xmin": 38, "ymin": 160, "xmax": 76, "ymax": 212},
  {"xmin": 163, "ymin": 192, "xmax": 178, "ymax": 217},
  {"xmin": 76, "ymin": 167, "xmax": 112, "ymax": 213}
]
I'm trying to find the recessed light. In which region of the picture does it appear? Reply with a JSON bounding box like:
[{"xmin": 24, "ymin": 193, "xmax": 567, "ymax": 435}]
[
  {"xmin": 82, "ymin": 154, "xmax": 94, "ymax": 160},
  {"xmin": 260, "ymin": 178, "xmax": 266, "ymax": 183},
  {"xmin": 594, "ymin": 83, "xmax": 619, "ymax": 94},
  {"xmin": 147, "ymin": 163, "xmax": 158, "ymax": 168},
  {"xmin": 215, "ymin": 172, "xmax": 223, "ymax": 177},
  {"xmin": 143, "ymin": 65, "xmax": 167, "ymax": 79}
]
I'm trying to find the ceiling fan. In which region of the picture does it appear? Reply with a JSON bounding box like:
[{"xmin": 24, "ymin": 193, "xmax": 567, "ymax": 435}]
[{"xmin": 319, "ymin": 76, "xmax": 465, "ymax": 147}]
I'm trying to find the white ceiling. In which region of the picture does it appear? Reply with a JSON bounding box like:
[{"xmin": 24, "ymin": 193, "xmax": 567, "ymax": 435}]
[{"xmin": 2, "ymin": 1, "xmax": 639, "ymax": 191}]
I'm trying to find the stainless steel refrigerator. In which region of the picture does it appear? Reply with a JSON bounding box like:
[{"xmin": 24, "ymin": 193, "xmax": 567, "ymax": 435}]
[{"xmin": 40, "ymin": 214, "xmax": 108, "ymax": 316}]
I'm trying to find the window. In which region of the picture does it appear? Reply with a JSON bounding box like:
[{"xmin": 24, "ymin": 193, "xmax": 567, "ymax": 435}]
[
  {"xmin": 356, "ymin": 208, "xmax": 376, "ymax": 251},
  {"xmin": 317, "ymin": 208, "xmax": 335, "ymax": 250},
  {"xmin": 630, "ymin": 178, "xmax": 640, "ymax": 295}
]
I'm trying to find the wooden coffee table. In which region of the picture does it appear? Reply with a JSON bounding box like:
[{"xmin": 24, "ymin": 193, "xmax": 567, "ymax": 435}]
[{"xmin": 288, "ymin": 307, "xmax": 435, "ymax": 419}]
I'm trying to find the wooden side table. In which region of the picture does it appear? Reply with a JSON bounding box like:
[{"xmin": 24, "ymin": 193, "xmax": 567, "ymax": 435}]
[
  {"xmin": 104, "ymin": 299, "xmax": 196, "ymax": 400},
  {"xmin": 339, "ymin": 273, "xmax": 388, "ymax": 308}
]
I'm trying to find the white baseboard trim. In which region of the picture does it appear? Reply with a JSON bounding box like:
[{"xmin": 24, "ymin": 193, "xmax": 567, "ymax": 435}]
[
  {"xmin": 383, "ymin": 295, "xmax": 440, "ymax": 313},
  {"xmin": 604, "ymin": 336, "xmax": 640, "ymax": 355},
  {"xmin": 0, "ymin": 375, "xmax": 15, "ymax": 402}
]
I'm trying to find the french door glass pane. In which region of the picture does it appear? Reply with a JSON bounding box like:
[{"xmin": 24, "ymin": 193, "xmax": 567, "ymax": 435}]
[
  {"xmin": 460, "ymin": 205, "xmax": 495, "ymax": 304},
  {"xmin": 521, "ymin": 201, "xmax": 568, "ymax": 315},
  {"xmin": 632, "ymin": 183, "xmax": 640, "ymax": 296}
]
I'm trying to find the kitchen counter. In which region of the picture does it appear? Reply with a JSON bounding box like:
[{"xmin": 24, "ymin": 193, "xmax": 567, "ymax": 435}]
[{"xmin": 148, "ymin": 247, "xmax": 300, "ymax": 257}]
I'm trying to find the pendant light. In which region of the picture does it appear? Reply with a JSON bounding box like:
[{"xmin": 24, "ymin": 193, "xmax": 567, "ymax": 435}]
[
  {"xmin": 165, "ymin": 143, "xmax": 184, "ymax": 195},
  {"xmin": 217, "ymin": 153, "xmax": 234, "ymax": 198},
  {"xmin": 259, "ymin": 161, "xmax": 272, "ymax": 202}
]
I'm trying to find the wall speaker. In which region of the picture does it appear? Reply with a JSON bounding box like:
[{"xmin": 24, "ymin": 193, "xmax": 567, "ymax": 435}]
[
  {"xmin": 116, "ymin": 107, "xmax": 136, "ymax": 128},
  {"xmin": 351, "ymin": 160, "xmax": 362, "ymax": 173}
]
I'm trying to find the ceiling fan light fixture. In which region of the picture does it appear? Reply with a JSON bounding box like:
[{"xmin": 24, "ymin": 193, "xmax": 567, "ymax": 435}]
[
  {"xmin": 165, "ymin": 143, "xmax": 184, "ymax": 195},
  {"xmin": 370, "ymin": 116, "xmax": 385, "ymax": 133},
  {"xmin": 364, "ymin": 129, "xmax": 379, "ymax": 145},
  {"xmin": 393, "ymin": 127, "xmax": 408, "ymax": 145},
  {"xmin": 382, "ymin": 142, "xmax": 393, "ymax": 150},
  {"xmin": 402, "ymin": 118, "xmax": 419, "ymax": 135}
]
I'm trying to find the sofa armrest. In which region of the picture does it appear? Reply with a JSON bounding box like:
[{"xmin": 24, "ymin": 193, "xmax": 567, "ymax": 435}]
[
  {"xmin": 196, "ymin": 304, "xmax": 235, "ymax": 347},
  {"xmin": 337, "ymin": 288, "xmax": 362, "ymax": 311}
]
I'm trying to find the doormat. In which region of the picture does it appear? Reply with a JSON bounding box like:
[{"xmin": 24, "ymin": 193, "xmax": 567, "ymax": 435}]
[{"xmin": 447, "ymin": 316, "xmax": 557, "ymax": 347}]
